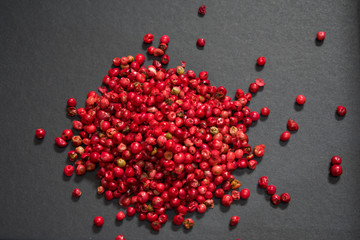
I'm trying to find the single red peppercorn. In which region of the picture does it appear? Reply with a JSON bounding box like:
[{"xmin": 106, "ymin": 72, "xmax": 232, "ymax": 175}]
[
  {"xmin": 271, "ymin": 194, "xmax": 281, "ymax": 205},
  {"xmin": 197, "ymin": 38, "xmax": 205, "ymax": 47},
  {"xmin": 160, "ymin": 35, "xmax": 170, "ymax": 44},
  {"xmin": 198, "ymin": 5, "xmax": 206, "ymax": 15},
  {"xmin": 230, "ymin": 216, "xmax": 239, "ymax": 226},
  {"xmin": 240, "ymin": 188, "xmax": 250, "ymax": 199},
  {"xmin": 161, "ymin": 54, "xmax": 169, "ymax": 64},
  {"xmin": 317, "ymin": 31, "xmax": 326, "ymax": 41},
  {"xmin": 287, "ymin": 118, "xmax": 299, "ymax": 131},
  {"xmin": 331, "ymin": 156, "xmax": 342, "ymax": 165},
  {"xmin": 55, "ymin": 137, "xmax": 67, "ymax": 147},
  {"xmin": 147, "ymin": 46, "xmax": 155, "ymax": 55},
  {"xmin": 143, "ymin": 33, "xmax": 154, "ymax": 44},
  {"xmin": 93, "ymin": 216, "xmax": 104, "ymax": 227},
  {"xmin": 35, "ymin": 128, "xmax": 45, "ymax": 139},
  {"xmin": 257, "ymin": 56, "xmax": 266, "ymax": 66},
  {"xmin": 221, "ymin": 194, "xmax": 233, "ymax": 207},
  {"xmin": 126, "ymin": 207, "xmax": 136, "ymax": 217},
  {"xmin": 280, "ymin": 193, "xmax": 291, "ymax": 203},
  {"xmin": 258, "ymin": 176, "xmax": 269, "ymax": 189},
  {"xmin": 266, "ymin": 185, "xmax": 276, "ymax": 195},
  {"xmin": 249, "ymin": 83, "xmax": 259, "ymax": 93},
  {"xmin": 255, "ymin": 78, "xmax": 265, "ymax": 87},
  {"xmin": 116, "ymin": 211, "xmax": 125, "ymax": 221},
  {"xmin": 336, "ymin": 106, "xmax": 347, "ymax": 116},
  {"xmin": 260, "ymin": 107, "xmax": 270, "ymax": 116},
  {"xmin": 72, "ymin": 188, "xmax": 82, "ymax": 198},
  {"xmin": 115, "ymin": 235, "xmax": 126, "ymax": 240},
  {"xmin": 296, "ymin": 95, "xmax": 306, "ymax": 105},
  {"xmin": 67, "ymin": 98, "xmax": 77, "ymax": 107},
  {"xmin": 113, "ymin": 57, "xmax": 121, "ymax": 66},
  {"xmin": 61, "ymin": 129, "xmax": 73, "ymax": 141},
  {"xmin": 330, "ymin": 165, "xmax": 343, "ymax": 177},
  {"xmin": 64, "ymin": 165, "xmax": 74, "ymax": 177},
  {"xmin": 280, "ymin": 131, "xmax": 291, "ymax": 141},
  {"xmin": 173, "ymin": 214, "xmax": 184, "ymax": 225}
]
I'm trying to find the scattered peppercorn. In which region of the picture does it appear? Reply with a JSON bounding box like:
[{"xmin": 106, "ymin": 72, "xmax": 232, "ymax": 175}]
[
  {"xmin": 35, "ymin": 128, "xmax": 45, "ymax": 139},
  {"xmin": 317, "ymin": 31, "xmax": 326, "ymax": 41},
  {"xmin": 93, "ymin": 216, "xmax": 104, "ymax": 227},
  {"xmin": 336, "ymin": 106, "xmax": 347, "ymax": 116},
  {"xmin": 72, "ymin": 188, "xmax": 82, "ymax": 198},
  {"xmin": 230, "ymin": 216, "xmax": 240, "ymax": 226},
  {"xmin": 280, "ymin": 131, "xmax": 291, "ymax": 141},
  {"xmin": 198, "ymin": 5, "xmax": 206, "ymax": 15},
  {"xmin": 197, "ymin": 38, "xmax": 205, "ymax": 47},
  {"xmin": 296, "ymin": 95, "xmax": 306, "ymax": 105},
  {"xmin": 330, "ymin": 165, "xmax": 343, "ymax": 177},
  {"xmin": 256, "ymin": 56, "xmax": 266, "ymax": 66}
]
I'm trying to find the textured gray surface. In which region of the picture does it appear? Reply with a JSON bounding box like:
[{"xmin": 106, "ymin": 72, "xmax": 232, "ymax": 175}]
[{"xmin": 0, "ymin": 0, "xmax": 360, "ymax": 239}]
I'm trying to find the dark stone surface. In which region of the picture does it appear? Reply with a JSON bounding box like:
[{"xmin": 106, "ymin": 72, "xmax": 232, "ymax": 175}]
[{"xmin": 0, "ymin": 1, "xmax": 359, "ymax": 239}]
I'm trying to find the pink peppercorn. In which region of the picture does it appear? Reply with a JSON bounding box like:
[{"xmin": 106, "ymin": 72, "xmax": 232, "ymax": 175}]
[
  {"xmin": 72, "ymin": 188, "xmax": 82, "ymax": 198},
  {"xmin": 330, "ymin": 165, "xmax": 343, "ymax": 177},
  {"xmin": 230, "ymin": 216, "xmax": 239, "ymax": 226},
  {"xmin": 271, "ymin": 194, "xmax": 281, "ymax": 205},
  {"xmin": 143, "ymin": 33, "xmax": 154, "ymax": 44},
  {"xmin": 249, "ymin": 83, "xmax": 259, "ymax": 93},
  {"xmin": 249, "ymin": 111, "xmax": 260, "ymax": 121},
  {"xmin": 198, "ymin": 5, "xmax": 206, "ymax": 15},
  {"xmin": 258, "ymin": 176, "xmax": 269, "ymax": 189},
  {"xmin": 317, "ymin": 31, "xmax": 326, "ymax": 41},
  {"xmin": 35, "ymin": 128, "xmax": 45, "ymax": 139},
  {"xmin": 115, "ymin": 235, "xmax": 126, "ymax": 240},
  {"xmin": 197, "ymin": 38, "xmax": 205, "ymax": 47},
  {"xmin": 160, "ymin": 35, "xmax": 170, "ymax": 44},
  {"xmin": 116, "ymin": 211, "xmax": 125, "ymax": 221},
  {"xmin": 64, "ymin": 165, "xmax": 74, "ymax": 176},
  {"xmin": 331, "ymin": 156, "xmax": 342, "ymax": 165},
  {"xmin": 280, "ymin": 131, "xmax": 291, "ymax": 141},
  {"xmin": 255, "ymin": 78, "xmax": 265, "ymax": 87},
  {"xmin": 260, "ymin": 107, "xmax": 270, "ymax": 116},
  {"xmin": 257, "ymin": 56, "xmax": 266, "ymax": 66},
  {"xmin": 240, "ymin": 188, "xmax": 250, "ymax": 199},
  {"xmin": 93, "ymin": 216, "xmax": 104, "ymax": 227},
  {"xmin": 266, "ymin": 185, "xmax": 276, "ymax": 195},
  {"xmin": 296, "ymin": 95, "xmax": 306, "ymax": 105},
  {"xmin": 336, "ymin": 106, "xmax": 347, "ymax": 116},
  {"xmin": 280, "ymin": 193, "xmax": 291, "ymax": 203},
  {"xmin": 67, "ymin": 98, "xmax": 77, "ymax": 107},
  {"xmin": 221, "ymin": 194, "xmax": 233, "ymax": 207}
]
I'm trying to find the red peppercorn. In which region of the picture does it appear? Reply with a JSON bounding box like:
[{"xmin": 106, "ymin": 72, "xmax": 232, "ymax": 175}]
[
  {"xmin": 61, "ymin": 129, "xmax": 73, "ymax": 141},
  {"xmin": 240, "ymin": 188, "xmax": 250, "ymax": 199},
  {"xmin": 115, "ymin": 235, "xmax": 126, "ymax": 240},
  {"xmin": 198, "ymin": 5, "xmax": 206, "ymax": 15},
  {"xmin": 280, "ymin": 193, "xmax": 291, "ymax": 203},
  {"xmin": 116, "ymin": 211, "xmax": 125, "ymax": 221},
  {"xmin": 249, "ymin": 83, "xmax": 259, "ymax": 93},
  {"xmin": 258, "ymin": 176, "xmax": 269, "ymax": 189},
  {"xmin": 183, "ymin": 218, "xmax": 195, "ymax": 229},
  {"xmin": 161, "ymin": 54, "xmax": 169, "ymax": 64},
  {"xmin": 260, "ymin": 107, "xmax": 270, "ymax": 116},
  {"xmin": 72, "ymin": 188, "xmax": 82, "ymax": 198},
  {"xmin": 113, "ymin": 57, "xmax": 121, "ymax": 66},
  {"xmin": 249, "ymin": 111, "xmax": 260, "ymax": 121},
  {"xmin": 67, "ymin": 98, "xmax": 77, "ymax": 107},
  {"xmin": 330, "ymin": 165, "xmax": 343, "ymax": 177},
  {"xmin": 230, "ymin": 216, "xmax": 239, "ymax": 226},
  {"xmin": 317, "ymin": 31, "xmax": 326, "ymax": 41},
  {"xmin": 151, "ymin": 221, "xmax": 161, "ymax": 231},
  {"xmin": 255, "ymin": 78, "xmax": 265, "ymax": 87},
  {"xmin": 147, "ymin": 46, "xmax": 155, "ymax": 55},
  {"xmin": 64, "ymin": 165, "xmax": 74, "ymax": 177},
  {"xmin": 173, "ymin": 214, "xmax": 184, "ymax": 225},
  {"xmin": 197, "ymin": 38, "xmax": 205, "ymax": 47},
  {"xmin": 126, "ymin": 207, "xmax": 136, "ymax": 217},
  {"xmin": 296, "ymin": 95, "xmax": 306, "ymax": 105},
  {"xmin": 160, "ymin": 35, "xmax": 170, "ymax": 44},
  {"xmin": 280, "ymin": 131, "xmax": 291, "ymax": 141},
  {"xmin": 271, "ymin": 194, "xmax": 281, "ymax": 205},
  {"xmin": 287, "ymin": 118, "xmax": 299, "ymax": 131},
  {"xmin": 35, "ymin": 128, "xmax": 45, "ymax": 139},
  {"xmin": 143, "ymin": 33, "xmax": 154, "ymax": 44},
  {"xmin": 221, "ymin": 194, "xmax": 233, "ymax": 207},
  {"xmin": 336, "ymin": 106, "xmax": 347, "ymax": 116},
  {"xmin": 93, "ymin": 216, "xmax": 104, "ymax": 227},
  {"xmin": 331, "ymin": 156, "xmax": 342, "ymax": 165},
  {"xmin": 55, "ymin": 137, "xmax": 67, "ymax": 147},
  {"xmin": 257, "ymin": 56, "xmax": 266, "ymax": 66},
  {"xmin": 266, "ymin": 185, "xmax": 276, "ymax": 195}
]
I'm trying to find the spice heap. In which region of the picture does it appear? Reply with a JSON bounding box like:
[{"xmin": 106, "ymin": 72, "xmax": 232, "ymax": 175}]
[{"xmin": 53, "ymin": 39, "xmax": 268, "ymax": 232}]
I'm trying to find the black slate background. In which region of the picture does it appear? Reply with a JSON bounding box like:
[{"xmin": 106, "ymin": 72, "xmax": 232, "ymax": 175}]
[{"xmin": 0, "ymin": 1, "xmax": 360, "ymax": 239}]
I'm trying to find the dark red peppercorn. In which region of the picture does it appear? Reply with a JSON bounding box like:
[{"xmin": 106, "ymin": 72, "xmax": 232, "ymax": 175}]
[
  {"xmin": 257, "ymin": 56, "xmax": 266, "ymax": 66},
  {"xmin": 72, "ymin": 188, "xmax": 82, "ymax": 198},
  {"xmin": 336, "ymin": 106, "xmax": 347, "ymax": 116},
  {"xmin": 330, "ymin": 165, "xmax": 343, "ymax": 177},
  {"xmin": 280, "ymin": 131, "xmax": 291, "ymax": 141},
  {"xmin": 55, "ymin": 137, "xmax": 67, "ymax": 147},
  {"xmin": 93, "ymin": 216, "xmax": 104, "ymax": 227},
  {"xmin": 116, "ymin": 211, "xmax": 125, "ymax": 221},
  {"xmin": 67, "ymin": 98, "xmax": 77, "ymax": 107},
  {"xmin": 161, "ymin": 54, "xmax": 169, "ymax": 64},
  {"xmin": 197, "ymin": 38, "xmax": 205, "ymax": 47},
  {"xmin": 64, "ymin": 165, "xmax": 74, "ymax": 177},
  {"xmin": 271, "ymin": 194, "xmax": 281, "ymax": 205},
  {"xmin": 173, "ymin": 214, "xmax": 184, "ymax": 225},
  {"xmin": 331, "ymin": 156, "xmax": 342, "ymax": 165},
  {"xmin": 317, "ymin": 31, "xmax": 326, "ymax": 41},
  {"xmin": 35, "ymin": 128, "xmax": 45, "ymax": 139},
  {"xmin": 260, "ymin": 107, "xmax": 270, "ymax": 116},
  {"xmin": 280, "ymin": 193, "xmax": 291, "ymax": 203},
  {"xmin": 249, "ymin": 83, "xmax": 259, "ymax": 93},
  {"xmin": 183, "ymin": 218, "xmax": 195, "ymax": 229},
  {"xmin": 258, "ymin": 176, "xmax": 269, "ymax": 189},
  {"xmin": 287, "ymin": 118, "xmax": 299, "ymax": 131},
  {"xmin": 198, "ymin": 5, "xmax": 206, "ymax": 15}
]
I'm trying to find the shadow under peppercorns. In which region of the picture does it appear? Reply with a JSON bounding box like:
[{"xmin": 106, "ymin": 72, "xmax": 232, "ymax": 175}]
[
  {"xmin": 33, "ymin": 136, "xmax": 43, "ymax": 145},
  {"xmin": 62, "ymin": 174, "xmax": 71, "ymax": 182},
  {"xmin": 315, "ymin": 38, "xmax": 324, "ymax": 47},
  {"xmin": 115, "ymin": 217, "xmax": 123, "ymax": 227},
  {"xmin": 171, "ymin": 223, "xmax": 183, "ymax": 231},
  {"xmin": 259, "ymin": 115, "xmax": 268, "ymax": 122},
  {"xmin": 196, "ymin": 45, "xmax": 204, "ymax": 50},
  {"xmin": 255, "ymin": 63, "xmax": 264, "ymax": 72},
  {"xmin": 279, "ymin": 139, "xmax": 289, "ymax": 146},
  {"xmin": 335, "ymin": 112, "xmax": 345, "ymax": 121},
  {"xmin": 294, "ymin": 102, "xmax": 304, "ymax": 111},
  {"xmin": 198, "ymin": 12, "xmax": 205, "ymax": 18},
  {"xmin": 229, "ymin": 224, "xmax": 237, "ymax": 231},
  {"xmin": 53, "ymin": 143, "xmax": 67, "ymax": 153},
  {"xmin": 92, "ymin": 225, "xmax": 102, "ymax": 233},
  {"xmin": 142, "ymin": 42, "xmax": 149, "ymax": 50},
  {"xmin": 71, "ymin": 195, "xmax": 80, "ymax": 202},
  {"xmin": 328, "ymin": 174, "xmax": 340, "ymax": 184}
]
